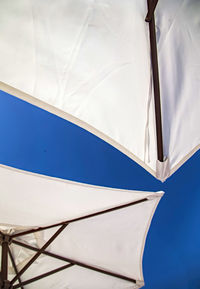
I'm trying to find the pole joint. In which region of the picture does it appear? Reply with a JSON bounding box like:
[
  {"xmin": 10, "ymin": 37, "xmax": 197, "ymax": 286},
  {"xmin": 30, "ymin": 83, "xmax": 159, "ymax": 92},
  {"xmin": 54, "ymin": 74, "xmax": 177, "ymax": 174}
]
[
  {"xmin": 0, "ymin": 235, "xmax": 12, "ymax": 246},
  {"xmin": 145, "ymin": 0, "xmax": 159, "ymax": 22}
]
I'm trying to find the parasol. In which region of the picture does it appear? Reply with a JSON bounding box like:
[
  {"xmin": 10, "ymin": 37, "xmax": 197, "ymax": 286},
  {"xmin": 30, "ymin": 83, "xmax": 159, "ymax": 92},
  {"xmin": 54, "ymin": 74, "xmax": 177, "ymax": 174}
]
[
  {"xmin": 0, "ymin": 164, "xmax": 163, "ymax": 288},
  {"xmin": 0, "ymin": 0, "xmax": 199, "ymax": 181}
]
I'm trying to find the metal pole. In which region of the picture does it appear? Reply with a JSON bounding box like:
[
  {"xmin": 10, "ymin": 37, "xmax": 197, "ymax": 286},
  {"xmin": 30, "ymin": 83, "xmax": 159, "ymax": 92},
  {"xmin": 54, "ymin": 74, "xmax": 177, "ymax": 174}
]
[
  {"xmin": 0, "ymin": 235, "xmax": 11, "ymax": 289},
  {"xmin": 1, "ymin": 242, "xmax": 8, "ymax": 284}
]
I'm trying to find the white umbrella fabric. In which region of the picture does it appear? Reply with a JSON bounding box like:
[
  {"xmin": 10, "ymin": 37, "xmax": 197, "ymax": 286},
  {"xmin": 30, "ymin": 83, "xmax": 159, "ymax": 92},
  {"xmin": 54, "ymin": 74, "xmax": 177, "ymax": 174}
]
[
  {"xmin": 0, "ymin": 164, "xmax": 163, "ymax": 289},
  {"xmin": 0, "ymin": 0, "xmax": 199, "ymax": 181}
]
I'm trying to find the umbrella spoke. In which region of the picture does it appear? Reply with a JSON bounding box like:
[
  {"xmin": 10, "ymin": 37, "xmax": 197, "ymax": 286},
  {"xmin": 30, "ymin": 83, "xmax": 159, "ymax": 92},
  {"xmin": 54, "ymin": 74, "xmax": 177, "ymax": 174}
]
[
  {"xmin": 13, "ymin": 240, "xmax": 70, "ymax": 263},
  {"xmin": 12, "ymin": 240, "xmax": 136, "ymax": 284},
  {"xmin": 10, "ymin": 223, "xmax": 68, "ymax": 285},
  {"xmin": 11, "ymin": 198, "xmax": 148, "ymax": 238},
  {"xmin": 146, "ymin": 0, "xmax": 164, "ymax": 162},
  {"xmin": 12, "ymin": 264, "xmax": 74, "ymax": 289},
  {"xmin": 8, "ymin": 246, "xmax": 24, "ymax": 289}
]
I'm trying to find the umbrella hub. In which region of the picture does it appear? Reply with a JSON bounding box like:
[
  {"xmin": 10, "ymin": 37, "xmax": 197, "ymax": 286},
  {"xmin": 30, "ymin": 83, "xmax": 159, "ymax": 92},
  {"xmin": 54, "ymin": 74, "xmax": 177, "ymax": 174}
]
[
  {"xmin": 0, "ymin": 224, "xmax": 45, "ymax": 276},
  {"xmin": 0, "ymin": 223, "xmax": 46, "ymax": 289},
  {"xmin": 0, "ymin": 235, "xmax": 12, "ymax": 246}
]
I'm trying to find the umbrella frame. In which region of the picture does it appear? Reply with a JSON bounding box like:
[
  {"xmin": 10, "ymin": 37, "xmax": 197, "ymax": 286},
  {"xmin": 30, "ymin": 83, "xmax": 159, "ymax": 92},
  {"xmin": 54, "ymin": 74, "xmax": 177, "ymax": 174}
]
[
  {"xmin": 0, "ymin": 198, "xmax": 148, "ymax": 289},
  {"xmin": 0, "ymin": 1, "xmax": 163, "ymax": 288}
]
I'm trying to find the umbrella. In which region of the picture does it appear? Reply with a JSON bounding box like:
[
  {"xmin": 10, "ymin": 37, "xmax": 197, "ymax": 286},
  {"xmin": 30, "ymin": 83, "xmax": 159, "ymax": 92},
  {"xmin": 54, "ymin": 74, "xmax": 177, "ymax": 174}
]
[
  {"xmin": 0, "ymin": 164, "xmax": 163, "ymax": 288},
  {"xmin": 0, "ymin": 0, "xmax": 199, "ymax": 181},
  {"xmin": 0, "ymin": 0, "xmax": 198, "ymax": 288}
]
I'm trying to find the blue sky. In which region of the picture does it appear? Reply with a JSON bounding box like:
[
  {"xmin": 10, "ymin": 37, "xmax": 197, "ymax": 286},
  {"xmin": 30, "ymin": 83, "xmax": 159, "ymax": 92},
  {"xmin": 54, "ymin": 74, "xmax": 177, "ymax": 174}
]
[{"xmin": 0, "ymin": 90, "xmax": 200, "ymax": 289}]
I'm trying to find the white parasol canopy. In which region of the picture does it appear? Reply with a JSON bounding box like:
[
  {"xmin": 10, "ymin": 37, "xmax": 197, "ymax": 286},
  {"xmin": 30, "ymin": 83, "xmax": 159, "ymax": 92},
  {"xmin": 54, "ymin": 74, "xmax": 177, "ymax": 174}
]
[
  {"xmin": 0, "ymin": 0, "xmax": 199, "ymax": 181},
  {"xmin": 0, "ymin": 164, "xmax": 163, "ymax": 288}
]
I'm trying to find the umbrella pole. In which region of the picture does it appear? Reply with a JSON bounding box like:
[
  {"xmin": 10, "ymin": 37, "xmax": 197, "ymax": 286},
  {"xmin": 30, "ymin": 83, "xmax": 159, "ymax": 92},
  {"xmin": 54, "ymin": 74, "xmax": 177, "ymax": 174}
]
[
  {"xmin": 146, "ymin": 0, "xmax": 164, "ymax": 162},
  {"xmin": 0, "ymin": 234, "xmax": 11, "ymax": 289}
]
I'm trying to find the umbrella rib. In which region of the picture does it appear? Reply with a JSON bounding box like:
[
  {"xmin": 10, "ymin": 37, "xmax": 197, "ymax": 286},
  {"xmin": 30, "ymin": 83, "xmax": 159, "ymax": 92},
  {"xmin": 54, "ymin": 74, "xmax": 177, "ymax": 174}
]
[
  {"xmin": 13, "ymin": 240, "xmax": 71, "ymax": 263},
  {"xmin": 145, "ymin": 0, "xmax": 159, "ymax": 22},
  {"xmin": 8, "ymin": 246, "xmax": 24, "ymax": 289},
  {"xmin": 146, "ymin": 0, "xmax": 164, "ymax": 162},
  {"xmin": 10, "ymin": 223, "xmax": 68, "ymax": 285},
  {"xmin": 12, "ymin": 264, "xmax": 74, "ymax": 289},
  {"xmin": 11, "ymin": 198, "xmax": 148, "ymax": 238},
  {"xmin": 12, "ymin": 240, "xmax": 137, "ymax": 284}
]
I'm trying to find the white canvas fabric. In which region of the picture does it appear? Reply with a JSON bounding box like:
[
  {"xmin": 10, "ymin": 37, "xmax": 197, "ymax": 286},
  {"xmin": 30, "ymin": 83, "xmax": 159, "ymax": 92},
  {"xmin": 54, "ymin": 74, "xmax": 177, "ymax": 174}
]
[
  {"xmin": 0, "ymin": 0, "xmax": 199, "ymax": 181},
  {"xmin": 156, "ymin": 0, "xmax": 200, "ymax": 176},
  {"xmin": 0, "ymin": 0, "xmax": 157, "ymax": 177},
  {"xmin": 0, "ymin": 164, "xmax": 163, "ymax": 288}
]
